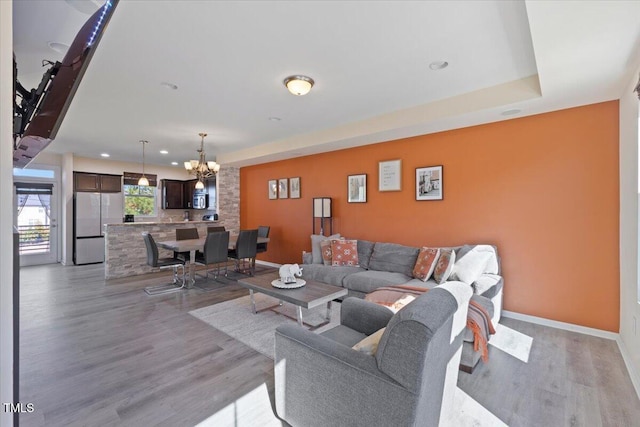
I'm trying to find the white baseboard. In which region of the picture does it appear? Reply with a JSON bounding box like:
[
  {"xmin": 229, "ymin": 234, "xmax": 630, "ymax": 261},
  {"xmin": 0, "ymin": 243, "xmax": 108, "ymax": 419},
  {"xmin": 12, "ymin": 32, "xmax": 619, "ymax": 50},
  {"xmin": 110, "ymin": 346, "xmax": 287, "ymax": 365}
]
[
  {"xmin": 616, "ymin": 337, "xmax": 640, "ymax": 400},
  {"xmin": 502, "ymin": 310, "xmax": 618, "ymax": 340}
]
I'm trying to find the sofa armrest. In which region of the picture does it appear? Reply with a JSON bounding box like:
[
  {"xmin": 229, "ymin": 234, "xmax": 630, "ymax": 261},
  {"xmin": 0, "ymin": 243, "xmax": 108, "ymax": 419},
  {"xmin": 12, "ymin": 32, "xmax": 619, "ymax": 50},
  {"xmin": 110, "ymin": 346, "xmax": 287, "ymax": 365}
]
[
  {"xmin": 275, "ymin": 324, "xmax": 414, "ymax": 426},
  {"xmin": 340, "ymin": 297, "xmax": 394, "ymax": 335}
]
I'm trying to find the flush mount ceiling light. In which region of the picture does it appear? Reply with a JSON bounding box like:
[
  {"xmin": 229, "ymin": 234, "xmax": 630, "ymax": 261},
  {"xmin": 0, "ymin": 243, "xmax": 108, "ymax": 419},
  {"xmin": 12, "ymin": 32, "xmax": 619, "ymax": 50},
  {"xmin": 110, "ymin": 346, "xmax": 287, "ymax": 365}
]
[
  {"xmin": 184, "ymin": 132, "xmax": 221, "ymax": 189},
  {"xmin": 283, "ymin": 75, "xmax": 314, "ymax": 96},
  {"xmin": 138, "ymin": 140, "xmax": 149, "ymax": 186},
  {"xmin": 159, "ymin": 150, "xmax": 168, "ymax": 154},
  {"xmin": 100, "ymin": 153, "xmax": 110, "ymax": 157}
]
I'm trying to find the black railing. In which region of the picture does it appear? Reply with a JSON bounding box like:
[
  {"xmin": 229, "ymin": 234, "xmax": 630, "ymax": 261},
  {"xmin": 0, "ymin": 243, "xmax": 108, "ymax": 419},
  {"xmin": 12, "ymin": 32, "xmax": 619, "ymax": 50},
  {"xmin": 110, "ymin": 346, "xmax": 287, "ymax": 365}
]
[{"xmin": 17, "ymin": 224, "xmax": 50, "ymax": 255}]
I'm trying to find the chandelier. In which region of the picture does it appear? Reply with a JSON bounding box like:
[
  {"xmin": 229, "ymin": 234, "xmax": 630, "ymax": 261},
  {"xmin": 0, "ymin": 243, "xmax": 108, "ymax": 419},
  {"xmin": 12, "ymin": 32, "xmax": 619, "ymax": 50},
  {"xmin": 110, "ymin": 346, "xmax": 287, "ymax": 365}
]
[{"xmin": 184, "ymin": 132, "xmax": 220, "ymax": 189}]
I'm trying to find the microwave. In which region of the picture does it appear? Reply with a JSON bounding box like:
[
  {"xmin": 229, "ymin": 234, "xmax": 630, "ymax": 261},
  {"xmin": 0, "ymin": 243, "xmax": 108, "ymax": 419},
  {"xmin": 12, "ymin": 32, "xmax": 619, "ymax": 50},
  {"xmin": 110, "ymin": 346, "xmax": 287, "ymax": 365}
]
[{"xmin": 193, "ymin": 192, "xmax": 208, "ymax": 209}]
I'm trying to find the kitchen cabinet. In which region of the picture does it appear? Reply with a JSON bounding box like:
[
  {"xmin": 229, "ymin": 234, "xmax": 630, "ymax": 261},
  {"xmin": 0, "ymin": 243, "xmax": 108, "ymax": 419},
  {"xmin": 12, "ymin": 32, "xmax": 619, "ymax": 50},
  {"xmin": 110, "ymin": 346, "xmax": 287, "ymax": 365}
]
[
  {"xmin": 162, "ymin": 179, "xmax": 184, "ymax": 209},
  {"xmin": 74, "ymin": 172, "xmax": 122, "ymax": 192},
  {"xmin": 183, "ymin": 179, "xmax": 198, "ymax": 209},
  {"xmin": 74, "ymin": 172, "xmax": 100, "ymax": 192},
  {"xmin": 99, "ymin": 174, "xmax": 122, "ymax": 193}
]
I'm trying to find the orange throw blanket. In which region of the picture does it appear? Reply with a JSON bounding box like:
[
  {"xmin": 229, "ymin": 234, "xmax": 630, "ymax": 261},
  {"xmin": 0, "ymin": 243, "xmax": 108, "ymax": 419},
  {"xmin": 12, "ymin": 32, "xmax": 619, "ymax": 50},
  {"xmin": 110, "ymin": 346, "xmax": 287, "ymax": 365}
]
[{"xmin": 365, "ymin": 285, "xmax": 496, "ymax": 362}]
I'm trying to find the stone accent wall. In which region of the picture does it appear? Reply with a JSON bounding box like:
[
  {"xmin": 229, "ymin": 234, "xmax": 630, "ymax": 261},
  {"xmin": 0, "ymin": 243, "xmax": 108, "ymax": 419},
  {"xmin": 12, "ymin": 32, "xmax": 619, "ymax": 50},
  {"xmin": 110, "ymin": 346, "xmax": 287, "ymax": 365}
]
[{"xmin": 217, "ymin": 166, "xmax": 240, "ymax": 234}]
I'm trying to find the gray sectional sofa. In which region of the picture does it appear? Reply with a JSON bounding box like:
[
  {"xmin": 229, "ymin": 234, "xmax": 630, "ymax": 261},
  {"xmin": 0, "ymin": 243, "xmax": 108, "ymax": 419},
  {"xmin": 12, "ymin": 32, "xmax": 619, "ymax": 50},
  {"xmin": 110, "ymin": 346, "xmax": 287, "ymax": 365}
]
[{"xmin": 301, "ymin": 238, "xmax": 504, "ymax": 372}]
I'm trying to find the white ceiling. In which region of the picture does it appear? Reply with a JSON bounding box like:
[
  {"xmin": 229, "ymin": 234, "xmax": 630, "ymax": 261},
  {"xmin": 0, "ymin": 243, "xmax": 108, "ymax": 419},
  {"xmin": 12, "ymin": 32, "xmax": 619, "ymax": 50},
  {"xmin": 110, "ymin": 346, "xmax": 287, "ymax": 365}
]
[{"xmin": 12, "ymin": 0, "xmax": 640, "ymax": 168}]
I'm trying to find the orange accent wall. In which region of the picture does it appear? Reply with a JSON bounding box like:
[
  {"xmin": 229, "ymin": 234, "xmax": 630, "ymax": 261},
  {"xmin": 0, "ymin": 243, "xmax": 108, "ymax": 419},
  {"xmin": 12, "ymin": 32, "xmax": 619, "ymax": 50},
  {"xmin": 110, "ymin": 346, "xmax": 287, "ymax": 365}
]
[{"xmin": 240, "ymin": 101, "xmax": 620, "ymax": 331}]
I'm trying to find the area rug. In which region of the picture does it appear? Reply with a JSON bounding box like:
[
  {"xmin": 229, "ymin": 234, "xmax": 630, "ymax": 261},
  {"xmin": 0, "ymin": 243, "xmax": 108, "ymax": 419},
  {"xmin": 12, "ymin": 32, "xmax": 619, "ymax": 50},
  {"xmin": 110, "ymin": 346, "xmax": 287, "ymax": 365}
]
[
  {"xmin": 190, "ymin": 296, "xmax": 521, "ymax": 427},
  {"xmin": 189, "ymin": 293, "xmax": 340, "ymax": 358}
]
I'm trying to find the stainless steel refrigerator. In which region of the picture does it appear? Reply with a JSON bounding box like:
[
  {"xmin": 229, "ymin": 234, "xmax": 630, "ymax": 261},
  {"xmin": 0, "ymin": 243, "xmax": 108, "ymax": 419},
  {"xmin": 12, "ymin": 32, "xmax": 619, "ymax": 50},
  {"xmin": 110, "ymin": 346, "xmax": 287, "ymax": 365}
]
[{"xmin": 74, "ymin": 192, "xmax": 123, "ymax": 264}]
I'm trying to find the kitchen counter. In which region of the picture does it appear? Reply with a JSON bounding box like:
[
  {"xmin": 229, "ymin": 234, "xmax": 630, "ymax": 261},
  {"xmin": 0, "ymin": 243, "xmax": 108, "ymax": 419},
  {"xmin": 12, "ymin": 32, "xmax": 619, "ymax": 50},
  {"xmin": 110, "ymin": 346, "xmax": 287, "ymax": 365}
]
[{"xmin": 104, "ymin": 220, "xmax": 227, "ymax": 279}]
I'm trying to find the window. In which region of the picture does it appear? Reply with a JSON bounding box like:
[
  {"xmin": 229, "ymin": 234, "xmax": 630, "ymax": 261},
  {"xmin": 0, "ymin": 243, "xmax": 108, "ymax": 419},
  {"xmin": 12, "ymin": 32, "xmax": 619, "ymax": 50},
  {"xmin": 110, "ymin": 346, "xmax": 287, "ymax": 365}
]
[
  {"xmin": 124, "ymin": 185, "xmax": 156, "ymax": 216},
  {"xmin": 123, "ymin": 172, "xmax": 157, "ymax": 217}
]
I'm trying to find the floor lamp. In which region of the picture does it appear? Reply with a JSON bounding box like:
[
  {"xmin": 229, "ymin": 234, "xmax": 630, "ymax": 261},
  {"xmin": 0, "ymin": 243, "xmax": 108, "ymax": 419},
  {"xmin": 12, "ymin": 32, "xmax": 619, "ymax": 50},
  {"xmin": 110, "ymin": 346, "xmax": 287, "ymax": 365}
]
[{"xmin": 312, "ymin": 197, "xmax": 332, "ymax": 236}]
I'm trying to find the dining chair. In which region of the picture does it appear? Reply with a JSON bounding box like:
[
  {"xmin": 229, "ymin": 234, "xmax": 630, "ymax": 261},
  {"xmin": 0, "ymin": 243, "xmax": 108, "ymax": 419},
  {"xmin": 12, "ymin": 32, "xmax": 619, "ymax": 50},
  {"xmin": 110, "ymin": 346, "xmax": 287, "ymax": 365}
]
[
  {"xmin": 142, "ymin": 232, "xmax": 186, "ymax": 295},
  {"xmin": 194, "ymin": 231, "xmax": 230, "ymax": 290},
  {"xmin": 228, "ymin": 229, "xmax": 258, "ymax": 276},
  {"xmin": 207, "ymin": 226, "xmax": 226, "ymax": 234},
  {"xmin": 175, "ymin": 227, "xmax": 199, "ymax": 262},
  {"xmin": 256, "ymin": 225, "xmax": 270, "ymax": 254}
]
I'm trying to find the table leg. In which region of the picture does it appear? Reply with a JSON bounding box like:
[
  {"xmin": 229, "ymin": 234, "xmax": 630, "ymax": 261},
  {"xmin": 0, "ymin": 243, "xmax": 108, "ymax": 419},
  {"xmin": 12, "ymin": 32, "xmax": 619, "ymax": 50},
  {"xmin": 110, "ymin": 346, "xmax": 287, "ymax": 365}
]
[
  {"xmin": 187, "ymin": 249, "xmax": 196, "ymax": 288},
  {"xmin": 250, "ymin": 290, "xmax": 257, "ymax": 314},
  {"xmin": 296, "ymin": 306, "xmax": 303, "ymax": 327},
  {"xmin": 326, "ymin": 301, "xmax": 332, "ymax": 322}
]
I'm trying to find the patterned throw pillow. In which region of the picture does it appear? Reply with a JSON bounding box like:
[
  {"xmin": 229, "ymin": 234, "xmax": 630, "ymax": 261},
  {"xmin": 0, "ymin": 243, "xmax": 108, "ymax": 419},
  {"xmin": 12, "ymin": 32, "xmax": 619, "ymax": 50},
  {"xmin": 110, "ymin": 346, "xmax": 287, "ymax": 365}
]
[
  {"xmin": 320, "ymin": 240, "xmax": 333, "ymax": 266},
  {"xmin": 432, "ymin": 248, "xmax": 456, "ymax": 284},
  {"xmin": 331, "ymin": 239, "xmax": 360, "ymax": 267},
  {"xmin": 412, "ymin": 247, "xmax": 441, "ymax": 281}
]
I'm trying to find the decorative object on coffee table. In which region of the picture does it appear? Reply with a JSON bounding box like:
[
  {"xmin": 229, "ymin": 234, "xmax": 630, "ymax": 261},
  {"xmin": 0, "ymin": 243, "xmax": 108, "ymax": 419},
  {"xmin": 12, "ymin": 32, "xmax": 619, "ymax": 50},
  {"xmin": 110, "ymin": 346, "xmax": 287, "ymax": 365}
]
[
  {"xmin": 416, "ymin": 165, "xmax": 443, "ymax": 201},
  {"xmin": 271, "ymin": 278, "xmax": 306, "ymax": 289}
]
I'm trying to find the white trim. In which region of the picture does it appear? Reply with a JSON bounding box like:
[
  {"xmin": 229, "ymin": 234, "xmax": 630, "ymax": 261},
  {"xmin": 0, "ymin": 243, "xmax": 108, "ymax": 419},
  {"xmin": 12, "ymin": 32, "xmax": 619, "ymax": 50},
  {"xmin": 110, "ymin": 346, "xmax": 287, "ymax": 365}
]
[
  {"xmin": 617, "ymin": 337, "xmax": 640, "ymax": 400},
  {"xmin": 502, "ymin": 310, "xmax": 618, "ymax": 340}
]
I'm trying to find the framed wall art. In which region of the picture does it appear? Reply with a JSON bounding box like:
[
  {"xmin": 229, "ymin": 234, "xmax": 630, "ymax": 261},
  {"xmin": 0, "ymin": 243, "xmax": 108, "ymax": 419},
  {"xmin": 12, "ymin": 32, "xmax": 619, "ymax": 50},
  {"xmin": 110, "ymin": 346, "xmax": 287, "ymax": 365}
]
[
  {"xmin": 379, "ymin": 159, "xmax": 402, "ymax": 191},
  {"xmin": 290, "ymin": 177, "xmax": 301, "ymax": 199},
  {"xmin": 415, "ymin": 165, "xmax": 443, "ymax": 201},
  {"xmin": 347, "ymin": 174, "xmax": 367, "ymax": 203},
  {"xmin": 278, "ymin": 178, "xmax": 289, "ymax": 199},
  {"xmin": 268, "ymin": 180, "xmax": 278, "ymax": 199}
]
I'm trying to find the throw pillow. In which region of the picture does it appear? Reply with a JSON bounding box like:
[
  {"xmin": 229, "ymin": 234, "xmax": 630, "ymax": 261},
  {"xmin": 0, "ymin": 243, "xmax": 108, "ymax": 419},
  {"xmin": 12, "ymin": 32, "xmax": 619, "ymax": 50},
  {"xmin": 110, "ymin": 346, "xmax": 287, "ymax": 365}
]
[
  {"xmin": 331, "ymin": 239, "xmax": 359, "ymax": 267},
  {"xmin": 432, "ymin": 248, "xmax": 456, "ymax": 284},
  {"xmin": 310, "ymin": 233, "xmax": 341, "ymax": 264},
  {"xmin": 450, "ymin": 250, "xmax": 492, "ymax": 285},
  {"xmin": 352, "ymin": 327, "xmax": 386, "ymax": 356},
  {"xmin": 412, "ymin": 247, "xmax": 441, "ymax": 281},
  {"xmin": 320, "ymin": 240, "xmax": 333, "ymax": 266}
]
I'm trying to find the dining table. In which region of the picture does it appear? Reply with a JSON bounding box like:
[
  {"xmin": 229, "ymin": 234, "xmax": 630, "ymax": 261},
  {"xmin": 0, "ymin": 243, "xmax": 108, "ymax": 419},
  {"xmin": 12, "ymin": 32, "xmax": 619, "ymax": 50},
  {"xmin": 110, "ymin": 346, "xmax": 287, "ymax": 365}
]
[{"xmin": 156, "ymin": 235, "xmax": 270, "ymax": 287}]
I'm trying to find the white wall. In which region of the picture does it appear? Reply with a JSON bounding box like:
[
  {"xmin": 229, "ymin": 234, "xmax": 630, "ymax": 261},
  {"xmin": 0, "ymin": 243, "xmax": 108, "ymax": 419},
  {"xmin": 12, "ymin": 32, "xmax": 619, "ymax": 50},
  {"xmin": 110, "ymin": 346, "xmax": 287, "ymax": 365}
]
[
  {"xmin": 619, "ymin": 74, "xmax": 640, "ymax": 392},
  {"xmin": 0, "ymin": 2, "xmax": 14, "ymax": 425}
]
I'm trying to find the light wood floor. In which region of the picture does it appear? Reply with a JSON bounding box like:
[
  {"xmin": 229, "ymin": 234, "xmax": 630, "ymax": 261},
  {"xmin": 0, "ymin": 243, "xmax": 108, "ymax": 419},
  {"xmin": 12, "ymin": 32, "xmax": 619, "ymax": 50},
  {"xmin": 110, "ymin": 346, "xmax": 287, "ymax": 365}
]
[{"xmin": 18, "ymin": 263, "xmax": 640, "ymax": 426}]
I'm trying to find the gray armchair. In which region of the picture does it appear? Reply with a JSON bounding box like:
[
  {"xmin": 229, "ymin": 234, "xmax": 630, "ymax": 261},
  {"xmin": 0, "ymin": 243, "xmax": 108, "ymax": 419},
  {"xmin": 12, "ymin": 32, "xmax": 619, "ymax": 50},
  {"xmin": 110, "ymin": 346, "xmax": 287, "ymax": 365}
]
[{"xmin": 274, "ymin": 281, "xmax": 472, "ymax": 427}]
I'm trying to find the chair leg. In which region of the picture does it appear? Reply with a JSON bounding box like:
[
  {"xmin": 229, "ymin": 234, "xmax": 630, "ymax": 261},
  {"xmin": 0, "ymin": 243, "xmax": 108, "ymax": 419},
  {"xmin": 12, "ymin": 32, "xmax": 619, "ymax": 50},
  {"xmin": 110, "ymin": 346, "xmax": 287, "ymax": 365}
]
[{"xmin": 144, "ymin": 264, "xmax": 186, "ymax": 295}]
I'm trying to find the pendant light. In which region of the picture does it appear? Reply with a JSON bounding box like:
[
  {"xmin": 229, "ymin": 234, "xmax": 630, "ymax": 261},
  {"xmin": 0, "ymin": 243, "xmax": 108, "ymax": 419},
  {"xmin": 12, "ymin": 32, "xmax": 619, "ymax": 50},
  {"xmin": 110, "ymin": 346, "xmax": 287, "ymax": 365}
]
[{"xmin": 138, "ymin": 140, "xmax": 149, "ymax": 186}]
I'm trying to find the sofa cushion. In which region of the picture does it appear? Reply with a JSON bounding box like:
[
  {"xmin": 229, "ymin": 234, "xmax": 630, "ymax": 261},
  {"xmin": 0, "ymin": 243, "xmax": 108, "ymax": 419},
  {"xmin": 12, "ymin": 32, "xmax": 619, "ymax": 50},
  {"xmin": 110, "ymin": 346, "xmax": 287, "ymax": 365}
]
[
  {"xmin": 310, "ymin": 233, "xmax": 341, "ymax": 264},
  {"xmin": 331, "ymin": 239, "xmax": 359, "ymax": 267},
  {"xmin": 320, "ymin": 324, "xmax": 367, "ymax": 348},
  {"xmin": 342, "ymin": 270, "xmax": 413, "ymax": 295},
  {"xmin": 402, "ymin": 278, "xmax": 439, "ymax": 291},
  {"xmin": 432, "ymin": 248, "xmax": 456, "ymax": 284},
  {"xmin": 412, "ymin": 247, "xmax": 440, "ymax": 281},
  {"xmin": 368, "ymin": 242, "xmax": 419, "ymax": 276},
  {"xmin": 357, "ymin": 240, "xmax": 375, "ymax": 269},
  {"xmin": 302, "ymin": 264, "xmax": 364, "ymax": 287}
]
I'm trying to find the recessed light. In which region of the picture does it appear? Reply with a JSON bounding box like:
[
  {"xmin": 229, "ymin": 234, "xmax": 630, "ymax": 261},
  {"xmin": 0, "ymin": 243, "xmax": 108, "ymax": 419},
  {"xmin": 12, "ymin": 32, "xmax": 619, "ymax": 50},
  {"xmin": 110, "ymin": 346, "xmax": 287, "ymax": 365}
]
[
  {"xmin": 160, "ymin": 81, "xmax": 178, "ymax": 90},
  {"xmin": 171, "ymin": 162, "xmax": 178, "ymax": 166},
  {"xmin": 268, "ymin": 117, "xmax": 282, "ymax": 121},
  {"xmin": 160, "ymin": 150, "xmax": 169, "ymax": 154},
  {"xmin": 429, "ymin": 61, "xmax": 449, "ymax": 70},
  {"xmin": 501, "ymin": 109, "xmax": 522, "ymax": 116},
  {"xmin": 47, "ymin": 42, "xmax": 69, "ymax": 54},
  {"xmin": 100, "ymin": 153, "xmax": 110, "ymax": 157}
]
